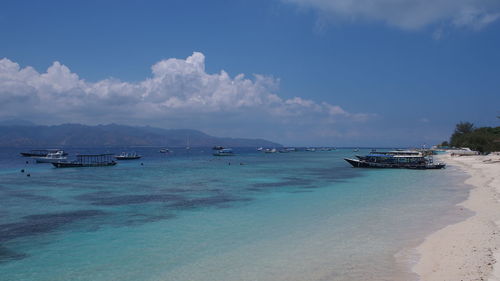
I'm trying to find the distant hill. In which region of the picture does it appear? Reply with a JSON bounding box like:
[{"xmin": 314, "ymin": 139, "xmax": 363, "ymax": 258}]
[
  {"xmin": 0, "ymin": 119, "xmax": 37, "ymax": 126},
  {"xmin": 0, "ymin": 123, "xmax": 282, "ymax": 147}
]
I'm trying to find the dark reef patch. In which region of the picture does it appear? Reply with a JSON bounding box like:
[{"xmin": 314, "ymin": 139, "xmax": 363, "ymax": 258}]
[
  {"xmin": 7, "ymin": 191, "xmax": 58, "ymax": 202},
  {"xmin": 0, "ymin": 246, "xmax": 27, "ymax": 263},
  {"xmin": 168, "ymin": 195, "xmax": 251, "ymax": 210},
  {"xmin": 73, "ymin": 191, "xmax": 116, "ymax": 201},
  {"xmin": 124, "ymin": 213, "xmax": 176, "ymax": 226},
  {"xmin": 89, "ymin": 194, "xmax": 185, "ymax": 206},
  {"xmin": 0, "ymin": 210, "xmax": 106, "ymax": 242},
  {"xmin": 161, "ymin": 188, "xmax": 190, "ymax": 193},
  {"xmin": 75, "ymin": 192, "xmax": 185, "ymax": 206},
  {"xmin": 251, "ymin": 177, "xmax": 314, "ymax": 189},
  {"xmin": 288, "ymin": 190, "xmax": 314, "ymax": 193}
]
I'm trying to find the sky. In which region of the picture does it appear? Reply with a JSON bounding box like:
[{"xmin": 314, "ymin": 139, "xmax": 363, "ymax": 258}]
[{"xmin": 1, "ymin": 0, "xmax": 499, "ymax": 146}]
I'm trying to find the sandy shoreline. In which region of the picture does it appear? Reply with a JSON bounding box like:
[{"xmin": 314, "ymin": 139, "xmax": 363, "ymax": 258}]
[{"xmin": 413, "ymin": 153, "xmax": 500, "ymax": 281}]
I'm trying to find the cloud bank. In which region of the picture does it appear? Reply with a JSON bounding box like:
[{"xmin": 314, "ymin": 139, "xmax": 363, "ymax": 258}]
[
  {"xmin": 0, "ymin": 52, "xmax": 372, "ymax": 145},
  {"xmin": 282, "ymin": 0, "xmax": 500, "ymax": 30}
]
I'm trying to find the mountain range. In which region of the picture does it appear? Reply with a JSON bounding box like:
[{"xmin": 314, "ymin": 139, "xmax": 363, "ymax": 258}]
[{"xmin": 0, "ymin": 122, "xmax": 282, "ymax": 147}]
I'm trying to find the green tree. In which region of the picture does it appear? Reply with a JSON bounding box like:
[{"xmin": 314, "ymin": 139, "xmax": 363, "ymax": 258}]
[
  {"xmin": 448, "ymin": 122, "xmax": 500, "ymax": 153},
  {"xmin": 450, "ymin": 121, "xmax": 475, "ymax": 147},
  {"xmin": 455, "ymin": 121, "xmax": 474, "ymax": 135}
]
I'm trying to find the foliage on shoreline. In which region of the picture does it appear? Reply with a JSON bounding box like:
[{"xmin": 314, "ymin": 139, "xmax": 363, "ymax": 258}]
[{"xmin": 441, "ymin": 122, "xmax": 500, "ymax": 153}]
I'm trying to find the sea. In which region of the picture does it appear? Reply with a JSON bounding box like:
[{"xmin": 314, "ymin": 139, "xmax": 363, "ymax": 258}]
[{"xmin": 0, "ymin": 147, "xmax": 471, "ymax": 281}]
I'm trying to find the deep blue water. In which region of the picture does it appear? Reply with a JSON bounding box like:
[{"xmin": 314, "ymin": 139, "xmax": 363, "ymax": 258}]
[{"xmin": 0, "ymin": 147, "xmax": 470, "ymax": 281}]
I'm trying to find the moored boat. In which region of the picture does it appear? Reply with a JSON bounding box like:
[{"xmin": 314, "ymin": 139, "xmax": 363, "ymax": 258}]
[
  {"xmin": 114, "ymin": 152, "xmax": 141, "ymax": 160},
  {"xmin": 52, "ymin": 154, "xmax": 117, "ymax": 168},
  {"xmin": 213, "ymin": 148, "xmax": 235, "ymax": 156},
  {"xmin": 21, "ymin": 149, "xmax": 68, "ymax": 157},
  {"xmin": 345, "ymin": 151, "xmax": 445, "ymax": 169},
  {"xmin": 35, "ymin": 151, "xmax": 67, "ymax": 163},
  {"xmin": 279, "ymin": 147, "xmax": 297, "ymax": 153}
]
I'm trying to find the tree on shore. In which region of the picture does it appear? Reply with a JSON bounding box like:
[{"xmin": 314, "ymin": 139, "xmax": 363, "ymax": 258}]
[
  {"xmin": 450, "ymin": 122, "xmax": 475, "ymax": 147},
  {"xmin": 449, "ymin": 121, "xmax": 500, "ymax": 153}
]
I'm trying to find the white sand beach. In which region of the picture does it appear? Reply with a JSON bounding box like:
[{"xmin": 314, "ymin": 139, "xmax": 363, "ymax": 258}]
[{"xmin": 414, "ymin": 153, "xmax": 500, "ymax": 281}]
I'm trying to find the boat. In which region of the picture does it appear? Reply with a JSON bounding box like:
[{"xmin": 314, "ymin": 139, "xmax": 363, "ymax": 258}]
[
  {"xmin": 264, "ymin": 148, "xmax": 277, "ymax": 153},
  {"xmin": 356, "ymin": 150, "xmax": 422, "ymax": 160},
  {"xmin": 345, "ymin": 151, "xmax": 445, "ymax": 169},
  {"xmin": 213, "ymin": 148, "xmax": 235, "ymax": 156},
  {"xmin": 21, "ymin": 149, "xmax": 68, "ymax": 157},
  {"xmin": 279, "ymin": 147, "xmax": 297, "ymax": 153},
  {"xmin": 114, "ymin": 152, "xmax": 142, "ymax": 160},
  {"xmin": 34, "ymin": 151, "xmax": 67, "ymax": 163},
  {"xmin": 186, "ymin": 136, "xmax": 191, "ymax": 150},
  {"xmin": 450, "ymin": 147, "xmax": 479, "ymax": 156},
  {"xmin": 52, "ymin": 154, "xmax": 117, "ymax": 168},
  {"xmin": 159, "ymin": 148, "xmax": 170, "ymax": 153}
]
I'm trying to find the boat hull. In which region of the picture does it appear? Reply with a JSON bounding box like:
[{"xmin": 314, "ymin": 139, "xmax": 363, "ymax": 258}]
[
  {"xmin": 52, "ymin": 162, "xmax": 117, "ymax": 168},
  {"xmin": 344, "ymin": 158, "xmax": 445, "ymax": 169},
  {"xmin": 21, "ymin": 150, "xmax": 68, "ymax": 157},
  {"xmin": 35, "ymin": 158, "xmax": 67, "ymax": 163},
  {"xmin": 114, "ymin": 156, "xmax": 141, "ymax": 160},
  {"xmin": 213, "ymin": 153, "xmax": 235, "ymax": 156}
]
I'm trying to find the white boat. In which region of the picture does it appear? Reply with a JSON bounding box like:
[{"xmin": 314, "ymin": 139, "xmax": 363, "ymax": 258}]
[
  {"xmin": 450, "ymin": 147, "xmax": 479, "ymax": 156},
  {"xmin": 35, "ymin": 151, "xmax": 67, "ymax": 163},
  {"xmin": 213, "ymin": 148, "xmax": 235, "ymax": 156},
  {"xmin": 114, "ymin": 152, "xmax": 142, "ymax": 160}
]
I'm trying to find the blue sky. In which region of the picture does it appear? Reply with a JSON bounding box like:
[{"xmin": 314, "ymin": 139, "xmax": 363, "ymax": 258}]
[{"xmin": 1, "ymin": 0, "xmax": 499, "ymax": 146}]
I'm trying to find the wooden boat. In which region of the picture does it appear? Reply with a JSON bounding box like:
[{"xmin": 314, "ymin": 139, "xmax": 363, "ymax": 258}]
[
  {"xmin": 345, "ymin": 152, "xmax": 445, "ymax": 169},
  {"xmin": 213, "ymin": 148, "xmax": 235, "ymax": 156},
  {"xmin": 114, "ymin": 152, "xmax": 141, "ymax": 160},
  {"xmin": 35, "ymin": 151, "xmax": 67, "ymax": 163},
  {"xmin": 21, "ymin": 149, "xmax": 68, "ymax": 157},
  {"xmin": 52, "ymin": 154, "xmax": 117, "ymax": 168},
  {"xmin": 264, "ymin": 148, "xmax": 277, "ymax": 153}
]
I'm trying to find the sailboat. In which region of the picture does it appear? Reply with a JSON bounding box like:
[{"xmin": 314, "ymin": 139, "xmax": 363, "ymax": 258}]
[{"xmin": 186, "ymin": 135, "xmax": 191, "ymax": 150}]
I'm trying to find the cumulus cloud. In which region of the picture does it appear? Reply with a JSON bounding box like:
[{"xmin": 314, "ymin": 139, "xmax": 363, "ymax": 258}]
[
  {"xmin": 0, "ymin": 52, "xmax": 373, "ymax": 144},
  {"xmin": 282, "ymin": 0, "xmax": 500, "ymax": 30}
]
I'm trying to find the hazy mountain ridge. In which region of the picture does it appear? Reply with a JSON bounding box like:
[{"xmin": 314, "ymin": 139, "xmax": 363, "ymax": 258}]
[{"xmin": 0, "ymin": 123, "xmax": 282, "ymax": 147}]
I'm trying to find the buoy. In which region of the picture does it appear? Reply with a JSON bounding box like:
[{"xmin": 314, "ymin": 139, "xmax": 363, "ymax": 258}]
[
  {"xmin": 26, "ymin": 161, "xmax": 29, "ymax": 164},
  {"xmin": 27, "ymin": 173, "xmax": 31, "ymax": 177},
  {"xmin": 21, "ymin": 169, "xmax": 25, "ymax": 173},
  {"xmin": 141, "ymin": 163, "xmax": 144, "ymax": 166}
]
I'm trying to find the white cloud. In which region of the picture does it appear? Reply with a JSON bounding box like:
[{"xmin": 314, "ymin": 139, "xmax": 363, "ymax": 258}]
[
  {"xmin": 282, "ymin": 0, "xmax": 500, "ymax": 30},
  {"xmin": 0, "ymin": 52, "xmax": 373, "ymax": 144}
]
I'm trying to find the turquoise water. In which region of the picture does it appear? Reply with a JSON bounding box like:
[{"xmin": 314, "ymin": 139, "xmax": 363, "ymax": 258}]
[{"xmin": 0, "ymin": 148, "xmax": 470, "ymax": 281}]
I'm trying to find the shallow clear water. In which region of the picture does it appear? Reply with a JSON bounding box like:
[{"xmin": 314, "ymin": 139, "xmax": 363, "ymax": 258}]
[{"xmin": 0, "ymin": 147, "xmax": 470, "ymax": 281}]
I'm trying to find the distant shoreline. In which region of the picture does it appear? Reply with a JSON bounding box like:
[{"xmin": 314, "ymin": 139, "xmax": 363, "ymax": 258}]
[
  {"xmin": 0, "ymin": 123, "xmax": 282, "ymax": 147},
  {"xmin": 413, "ymin": 153, "xmax": 500, "ymax": 280}
]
